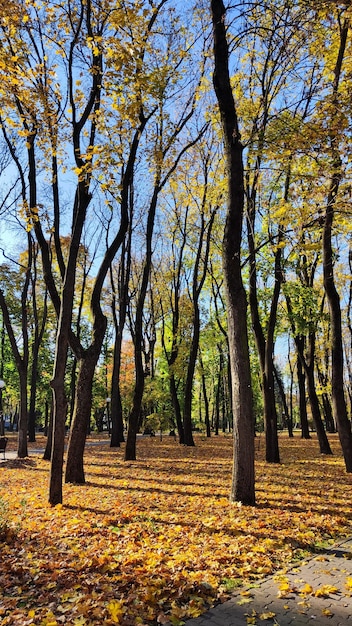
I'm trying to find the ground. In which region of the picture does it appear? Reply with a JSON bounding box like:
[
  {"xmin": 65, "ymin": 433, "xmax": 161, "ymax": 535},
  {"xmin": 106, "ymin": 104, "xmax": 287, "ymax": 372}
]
[{"xmin": 0, "ymin": 432, "xmax": 351, "ymax": 625}]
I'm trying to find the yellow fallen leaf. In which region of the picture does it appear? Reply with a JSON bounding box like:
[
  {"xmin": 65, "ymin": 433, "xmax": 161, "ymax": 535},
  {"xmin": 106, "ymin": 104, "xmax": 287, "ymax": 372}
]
[
  {"xmin": 314, "ymin": 585, "xmax": 338, "ymax": 597},
  {"xmin": 107, "ymin": 600, "xmax": 124, "ymax": 623},
  {"xmin": 299, "ymin": 583, "xmax": 313, "ymax": 595},
  {"xmin": 259, "ymin": 611, "xmax": 276, "ymax": 620},
  {"xmin": 322, "ymin": 608, "xmax": 333, "ymax": 617},
  {"xmin": 345, "ymin": 577, "xmax": 352, "ymax": 590},
  {"xmin": 237, "ymin": 597, "xmax": 253, "ymax": 605}
]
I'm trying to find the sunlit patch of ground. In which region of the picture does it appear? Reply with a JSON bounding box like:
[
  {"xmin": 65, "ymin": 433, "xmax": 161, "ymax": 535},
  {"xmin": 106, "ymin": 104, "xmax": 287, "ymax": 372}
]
[{"xmin": 0, "ymin": 432, "xmax": 351, "ymax": 625}]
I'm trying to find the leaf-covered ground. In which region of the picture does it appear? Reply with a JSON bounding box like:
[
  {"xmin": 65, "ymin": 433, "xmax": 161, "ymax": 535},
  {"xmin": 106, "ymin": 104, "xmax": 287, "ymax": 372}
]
[{"xmin": 0, "ymin": 433, "xmax": 352, "ymax": 625}]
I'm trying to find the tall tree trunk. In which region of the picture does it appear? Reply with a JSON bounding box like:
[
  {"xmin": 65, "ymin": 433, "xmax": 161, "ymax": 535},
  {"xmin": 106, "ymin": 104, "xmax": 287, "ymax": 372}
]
[
  {"xmin": 169, "ymin": 374, "xmax": 185, "ymax": 444},
  {"xmin": 125, "ymin": 180, "xmax": 160, "ymax": 460},
  {"xmin": 0, "ymin": 288, "xmax": 29, "ymax": 458},
  {"xmin": 202, "ymin": 376, "xmax": 211, "ymax": 438},
  {"xmin": 183, "ymin": 312, "xmax": 198, "ymax": 446},
  {"xmin": 323, "ymin": 16, "xmax": 352, "ymax": 472},
  {"xmin": 109, "ymin": 336, "xmax": 125, "ymax": 447},
  {"xmin": 199, "ymin": 350, "xmax": 211, "ymax": 438},
  {"xmin": 296, "ymin": 338, "xmax": 310, "ymax": 439},
  {"xmin": 17, "ymin": 366, "xmax": 28, "ymax": 458},
  {"xmin": 211, "ymin": 0, "xmax": 255, "ymax": 505},
  {"xmin": 65, "ymin": 342, "xmax": 104, "ymax": 484},
  {"xmin": 182, "ymin": 177, "xmax": 216, "ymax": 447},
  {"xmin": 273, "ymin": 364, "xmax": 293, "ymax": 437},
  {"xmin": 49, "ymin": 180, "xmax": 92, "ymax": 504},
  {"xmin": 43, "ymin": 401, "xmax": 53, "ymax": 461},
  {"xmin": 296, "ymin": 333, "xmax": 332, "ymax": 455},
  {"xmin": 125, "ymin": 331, "xmax": 144, "ymax": 461},
  {"xmin": 316, "ymin": 360, "xmax": 335, "ymax": 433}
]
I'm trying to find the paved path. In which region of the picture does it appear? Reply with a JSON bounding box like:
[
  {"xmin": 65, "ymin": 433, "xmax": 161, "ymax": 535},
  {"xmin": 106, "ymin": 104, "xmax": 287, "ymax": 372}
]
[{"xmin": 185, "ymin": 537, "xmax": 352, "ymax": 626}]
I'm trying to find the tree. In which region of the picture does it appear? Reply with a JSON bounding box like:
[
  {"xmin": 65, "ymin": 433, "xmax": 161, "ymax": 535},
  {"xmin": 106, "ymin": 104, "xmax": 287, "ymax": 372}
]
[
  {"xmin": 284, "ymin": 277, "xmax": 333, "ymax": 455},
  {"xmin": 181, "ymin": 150, "xmax": 217, "ymax": 446},
  {"xmin": 124, "ymin": 34, "xmax": 208, "ymax": 459},
  {"xmin": 211, "ymin": 0, "xmax": 255, "ymax": 505},
  {"xmin": 157, "ymin": 207, "xmax": 189, "ymax": 444},
  {"xmin": 322, "ymin": 11, "xmax": 352, "ymax": 471},
  {"xmin": 0, "ymin": 260, "xmax": 29, "ymax": 458}
]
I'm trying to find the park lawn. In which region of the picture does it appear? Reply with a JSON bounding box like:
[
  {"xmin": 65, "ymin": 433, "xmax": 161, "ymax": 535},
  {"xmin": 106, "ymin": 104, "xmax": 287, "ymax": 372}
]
[{"xmin": 0, "ymin": 433, "xmax": 352, "ymax": 625}]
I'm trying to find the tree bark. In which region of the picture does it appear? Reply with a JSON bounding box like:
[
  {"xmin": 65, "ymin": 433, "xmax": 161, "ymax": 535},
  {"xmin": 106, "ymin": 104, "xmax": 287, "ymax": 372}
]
[
  {"xmin": 296, "ymin": 338, "xmax": 310, "ymax": 439},
  {"xmin": 65, "ymin": 342, "xmax": 104, "ymax": 483},
  {"xmin": 273, "ymin": 364, "xmax": 293, "ymax": 438},
  {"xmin": 211, "ymin": 0, "xmax": 255, "ymax": 505},
  {"xmin": 323, "ymin": 16, "xmax": 352, "ymax": 471}
]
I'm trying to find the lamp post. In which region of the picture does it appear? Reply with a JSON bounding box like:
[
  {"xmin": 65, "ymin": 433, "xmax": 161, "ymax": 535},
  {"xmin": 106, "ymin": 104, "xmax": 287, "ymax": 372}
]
[{"xmin": 0, "ymin": 379, "xmax": 5, "ymax": 437}]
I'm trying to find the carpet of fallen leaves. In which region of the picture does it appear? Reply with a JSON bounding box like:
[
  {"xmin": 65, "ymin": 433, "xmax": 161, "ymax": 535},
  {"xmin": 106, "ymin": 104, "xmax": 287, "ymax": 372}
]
[{"xmin": 0, "ymin": 433, "xmax": 352, "ymax": 626}]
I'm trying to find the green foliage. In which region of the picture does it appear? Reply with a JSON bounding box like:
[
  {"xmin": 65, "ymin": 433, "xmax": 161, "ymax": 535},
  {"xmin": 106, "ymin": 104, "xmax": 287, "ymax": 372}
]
[
  {"xmin": 144, "ymin": 410, "xmax": 171, "ymax": 436},
  {"xmin": 283, "ymin": 281, "xmax": 324, "ymax": 334}
]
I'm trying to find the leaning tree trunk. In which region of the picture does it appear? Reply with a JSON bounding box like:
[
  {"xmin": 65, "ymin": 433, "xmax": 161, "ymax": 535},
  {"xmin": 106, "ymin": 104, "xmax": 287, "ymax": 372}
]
[
  {"xmin": 211, "ymin": 0, "xmax": 255, "ymax": 505},
  {"xmin": 65, "ymin": 335, "xmax": 106, "ymax": 484},
  {"xmin": 305, "ymin": 361, "xmax": 332, "ymax": 456},
  {"xmin": 295, "ymin": 332, "xmax": 332, "ymax": 455}
]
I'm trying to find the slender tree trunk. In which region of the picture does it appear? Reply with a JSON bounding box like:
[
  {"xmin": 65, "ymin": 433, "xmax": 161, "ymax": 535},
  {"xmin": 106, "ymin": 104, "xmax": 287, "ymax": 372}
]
[
  {"xmin": 323, "ymin": 16, "xmax": 352, "ymax": 472},
  {"xmin": 214, "ymin": 369, "xmax": 220, "ymax": 436},
  {"xmin": 28, "ymin": 354, "xmax": 38, "ymax": 443},
  {"xmin": 43, "ymin": 401, "xmax": 53, "ymax": 461},
  {"xmin": 109, "ymin": 337, "xmax": 125, "ymax": 447},
  {"xmin": 18, "ymin": 367, "xmax": 28, "ymax": 458},
  {"xmin": 296, "ymin": 333, "xmax": 332, "ymax": 455},
  {"xmin": 169, "ymin": 374, "xmax": 185, "ymax": 444},
  {"xmin": 110, "ymin": 235, "xmax": 131, "ymax": 447},
  {"xmin": 125, "ymin": 184, "xmax": 160, "ymax": 461},
  {"xmin": 0, "ymin": 289, "xmax": 29, "ymax": 458},
  {"xmin": 202, "ymin": 371, "xmax": 211, "ymax": 438},
  {"xmin": 182, "ymin": 306, "xmax": 199, "ymax": 446},
  {"xmin": 273, "ymin": 364, "xmax": 293, "ymax": 437},
  {"xmin": 305, "ymin": 363, "xmax": 332, "ymax": 455},
  {"xmin": 49, "ymin": 182, "xmax": 92, "ymax": 504},
  {"xmin": 109, "ymin": 275, "xmax": 127, "ymax": 448},
  {"xmin": 125, "ymin": 337, "xmax": 144, "ymax": 460},
  {"xmin": 211, "ymin": 0, "xmax": 255, "ymax": 505},
  {"xmin": 317, "ymin": 361, "xmax": 335, "ymax": 432},
  {"xmin": 296, "ymin": 338, "xmax": 310, "ymax": 439},
  {"xmin": 65, "ymin": 345, "xmax": 104, "ymax": 483}
]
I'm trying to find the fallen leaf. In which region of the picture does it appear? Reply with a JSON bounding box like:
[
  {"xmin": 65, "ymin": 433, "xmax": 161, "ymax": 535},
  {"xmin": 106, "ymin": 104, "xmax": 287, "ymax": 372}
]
[{"xmin": 259, "ymin": 611, "xmax": 276, "ymax": 620}]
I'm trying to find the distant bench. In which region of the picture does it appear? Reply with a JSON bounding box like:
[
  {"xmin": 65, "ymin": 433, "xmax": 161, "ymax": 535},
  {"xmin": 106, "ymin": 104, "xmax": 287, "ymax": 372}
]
[{"xmin": 0, "ymin": 437, "xmax": 8, "ymax": 459}]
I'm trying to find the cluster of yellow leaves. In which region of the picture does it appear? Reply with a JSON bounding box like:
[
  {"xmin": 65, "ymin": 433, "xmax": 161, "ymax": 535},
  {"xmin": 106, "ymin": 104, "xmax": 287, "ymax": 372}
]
[{"xmin": 0, "ymin": 434, "xmax": 351, "ymax": 625}]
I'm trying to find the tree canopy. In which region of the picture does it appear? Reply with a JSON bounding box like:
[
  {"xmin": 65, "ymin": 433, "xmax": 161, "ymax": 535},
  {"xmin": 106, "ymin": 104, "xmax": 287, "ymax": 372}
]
[{"xmin": 0, "ymin": 0, "xmax": 351, "ymax": 505}]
